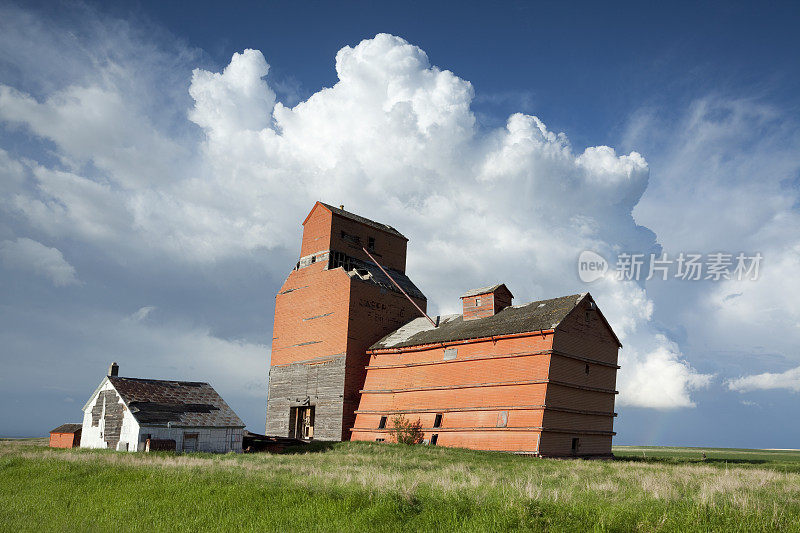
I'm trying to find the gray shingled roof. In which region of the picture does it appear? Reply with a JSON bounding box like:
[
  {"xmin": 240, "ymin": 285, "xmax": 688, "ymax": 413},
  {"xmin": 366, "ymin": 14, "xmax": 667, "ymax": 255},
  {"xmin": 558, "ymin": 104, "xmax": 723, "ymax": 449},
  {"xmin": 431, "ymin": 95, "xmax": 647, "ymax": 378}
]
[
  {"xmin": 460, "ymin": 284, "xmax": 513, "ymax": 298},
  {"xmin": 321, "ymin": 202, "xmax": 407, "ymax": 240},
  {"xmin": 109, "ymin": 376, "xmax": 244, "ymax": 428},
  {"xmin": 50, "ymin": 423, "xmax": 82, "ymax": 434},
  {"xmin": 371, "ymin": 293, "xmax": 587, "ymax": 350},
  {"xmin": 345, "ymin": 257, "xmax": 426, "ymax": 300}
]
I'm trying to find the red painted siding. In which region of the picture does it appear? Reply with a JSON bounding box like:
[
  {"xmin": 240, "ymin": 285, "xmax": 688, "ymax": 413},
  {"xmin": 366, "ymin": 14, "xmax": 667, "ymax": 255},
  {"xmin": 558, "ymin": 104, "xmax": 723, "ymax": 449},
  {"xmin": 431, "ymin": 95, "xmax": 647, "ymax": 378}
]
[
  {"xmin": 353, "ymin": 297, "xmax": 619, "ymax": 456},
  {"xmin": 49, "ymin": 432, "xmax": 80, "ymax": 448}
]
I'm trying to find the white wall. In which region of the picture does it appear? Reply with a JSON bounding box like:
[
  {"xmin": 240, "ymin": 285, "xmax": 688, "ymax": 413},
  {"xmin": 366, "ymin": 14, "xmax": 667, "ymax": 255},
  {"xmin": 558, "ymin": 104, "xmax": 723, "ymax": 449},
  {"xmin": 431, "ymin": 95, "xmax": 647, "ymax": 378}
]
[
  {"xmin": 137, "ymin": 426, "xmax": 243, "ymax": 453},
  {"xmin": 79, "ymin": 379, "xmax": 140, "ymax": 451},
  {"xmin": 117, "ymin": 408, "xmax": 140, "ymax": 452},
  {"xmin": 79, "ymin": 378, "xmax": 243, "ymax": 453}
]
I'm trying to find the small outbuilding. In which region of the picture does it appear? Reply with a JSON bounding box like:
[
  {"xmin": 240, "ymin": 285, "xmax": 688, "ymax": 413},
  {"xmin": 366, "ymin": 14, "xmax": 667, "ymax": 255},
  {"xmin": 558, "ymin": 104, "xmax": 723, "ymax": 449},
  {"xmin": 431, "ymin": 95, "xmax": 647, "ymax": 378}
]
[
  {"xmin": 49, "ymin": 423, "xmax": 82, "ymax": 448},
  {"xmin": 79, "ymin": 363, "xmax": 245, "ymax": 453}
]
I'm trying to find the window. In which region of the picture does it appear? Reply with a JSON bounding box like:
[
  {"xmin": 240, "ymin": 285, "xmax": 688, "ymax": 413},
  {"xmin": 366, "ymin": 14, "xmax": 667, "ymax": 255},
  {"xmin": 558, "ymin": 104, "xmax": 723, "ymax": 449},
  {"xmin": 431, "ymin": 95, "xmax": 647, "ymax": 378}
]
[
  {"xmin": 433, "ymin": 413, "xmax": 443, "ymax": 428},
  {"xmin": 329, "ymin": 250, "xmax": 355, "ymax": 271},
  {"xmin": 496, "ymin": 411, "xmax": 508, "ymax": 428},
  {"xmin": 430, "ymin": 434, "xmax": 439, "ymax": 445},
  {"xmin": 585, "ymin": 311, "xmax": 591, "ymax": 323},
  {"xmin": 376, "ymin": 438, "xmax": 385, "ymax": 442},
  {"xmin": 443, "ymin": 348, "xmax": 457, "ymax": 361},
  {"xmin": 475, "ymin": 297, "xmax": 481, "ymax": 307},
  {"xmin": 310, "ymin": 255, "xmax": 316, "ymax": 263},
  {"xmin": 368, "ymin": 236, "xmax": 375, "ymax": 250},
  {"xmin": 585, "ymin": 363, "xmax": 590, "ymax": 375},
  {"xmin": 378, "ymin": 416, "xmax": 387, "ymax": 429},
  {"xmin": 571, "ymin": 437, "xmax": 580, "ymax": 454},
  {"xmin": 340, "ymin": 231, "xmax": 361, "ymax": 245}
]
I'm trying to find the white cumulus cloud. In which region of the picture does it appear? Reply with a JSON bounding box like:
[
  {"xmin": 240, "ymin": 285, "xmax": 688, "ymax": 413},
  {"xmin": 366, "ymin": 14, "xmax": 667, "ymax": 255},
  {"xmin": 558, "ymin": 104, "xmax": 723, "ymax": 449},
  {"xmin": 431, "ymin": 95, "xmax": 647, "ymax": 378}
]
[
  {"xmin": 625, "ymin": 96, "xmax": 800, "ymax": 390},
  {"xmin": 127, "ymin": 306, "xmax": 156, "ymax": 323},
  {"xmin": 0, "ymin": 27, "xmax": 711, "ymax": 409},
  {"xmin": 728, "ymin": 366, "xmax": 800, "ymax": 393},
  {"xmin": 0, "ymin": 237, "xmax": 79, "ymax": 286}
]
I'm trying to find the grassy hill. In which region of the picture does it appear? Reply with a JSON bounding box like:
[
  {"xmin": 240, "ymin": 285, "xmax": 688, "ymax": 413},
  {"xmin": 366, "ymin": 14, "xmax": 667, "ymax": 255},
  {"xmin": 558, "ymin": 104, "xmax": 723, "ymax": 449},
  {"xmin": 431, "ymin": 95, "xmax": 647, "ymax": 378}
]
[{"xmin": 1, "ymin": 439, "xmax": 799, "ymax": 532}]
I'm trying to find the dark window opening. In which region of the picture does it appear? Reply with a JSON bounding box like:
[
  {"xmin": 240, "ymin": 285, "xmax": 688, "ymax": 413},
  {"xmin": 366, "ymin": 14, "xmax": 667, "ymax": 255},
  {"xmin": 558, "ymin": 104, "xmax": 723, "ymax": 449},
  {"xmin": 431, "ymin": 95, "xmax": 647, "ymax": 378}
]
[
  {"xmin": 585, "ymin": 363, "xmax": 590, "ymax": 375},
  {"xmin": 368, "ymin": 236, "xmax": 375, "ymax": 250},
  {"xmin": 329, "ymin": 251, "xmax": 354, "ymax": 271},
  {"xmin": 378, "ymin": 416, "xmax": 387, "ymax": 429},
  {"xmin": 571, "ymin": 437, "xmax": 580, "ymax": 454},
  {"xmin": 475, "ymin": 297, "xmax": 481, "ymax": 307},
  {"xmin": 433, "ymin": 413, "xmax": 443, "ymax": 428},
  {"xmin": 310, "ymin": 255, "xmax": 316, "ymax": 263},
  {"xmin": 585, "ymin": 311, "xmax": 591, "ymax": 323},
  {"xmin": 376, "ymin": 438, "xmax": 385, "ymax": 442},
  {"xmin": 340, "ymin": 230, "xmax": 361, "ymax": 245},
  {"xmin": 430, "ymin": 434, "xmax": 439, "ymax": 445}
]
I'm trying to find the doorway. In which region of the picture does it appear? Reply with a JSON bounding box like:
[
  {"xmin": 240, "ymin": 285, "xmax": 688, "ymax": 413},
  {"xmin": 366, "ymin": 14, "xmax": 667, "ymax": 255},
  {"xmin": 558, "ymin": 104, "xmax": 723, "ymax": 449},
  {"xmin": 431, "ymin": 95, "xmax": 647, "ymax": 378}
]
[
  {"xmin": 289, "ymin": 406, "xmax": 315, "ymax": 440},
  {"xmin": 183, "ymin": 433, "xmax": 199, "ymax": 452}
]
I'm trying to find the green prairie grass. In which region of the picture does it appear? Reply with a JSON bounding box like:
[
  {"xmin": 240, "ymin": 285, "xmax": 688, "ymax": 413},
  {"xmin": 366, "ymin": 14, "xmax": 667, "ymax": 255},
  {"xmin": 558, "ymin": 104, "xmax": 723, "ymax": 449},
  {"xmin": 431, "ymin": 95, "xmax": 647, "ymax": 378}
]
[{"xmin": 0, "ymin": 439, "xmax": 798, "ymax": 532}]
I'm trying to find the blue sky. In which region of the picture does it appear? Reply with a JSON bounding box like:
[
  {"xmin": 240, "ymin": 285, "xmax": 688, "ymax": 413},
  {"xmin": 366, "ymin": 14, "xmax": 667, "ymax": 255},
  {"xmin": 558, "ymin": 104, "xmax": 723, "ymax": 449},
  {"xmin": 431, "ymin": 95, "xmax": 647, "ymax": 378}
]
[
  {"xmin": 1, "ymin": 1, "xmax": 799, "ymax": 447},
  {"xmin": 122, "ymin": 1, "xmax": 800, "ymax": 140}
]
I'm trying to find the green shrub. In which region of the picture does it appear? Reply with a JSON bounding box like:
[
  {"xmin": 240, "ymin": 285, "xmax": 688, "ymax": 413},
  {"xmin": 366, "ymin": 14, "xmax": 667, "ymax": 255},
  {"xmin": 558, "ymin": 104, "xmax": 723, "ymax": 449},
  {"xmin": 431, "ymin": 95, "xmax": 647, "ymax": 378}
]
[{"xmin": 391, "ymin": 414, "xmax": 423, "ymax": 445}]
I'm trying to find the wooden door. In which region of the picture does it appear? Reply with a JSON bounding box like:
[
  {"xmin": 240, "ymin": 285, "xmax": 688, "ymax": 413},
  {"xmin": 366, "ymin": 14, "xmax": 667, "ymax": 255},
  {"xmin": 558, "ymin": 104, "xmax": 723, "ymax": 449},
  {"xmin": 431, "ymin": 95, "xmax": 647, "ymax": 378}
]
[
  {"xmin": 290, "ymin": 406, "xmax": 315, "ymax": 440},
  {"xmin": 183, "ymin": 433, "xmax": 199, "ymax": 452}
]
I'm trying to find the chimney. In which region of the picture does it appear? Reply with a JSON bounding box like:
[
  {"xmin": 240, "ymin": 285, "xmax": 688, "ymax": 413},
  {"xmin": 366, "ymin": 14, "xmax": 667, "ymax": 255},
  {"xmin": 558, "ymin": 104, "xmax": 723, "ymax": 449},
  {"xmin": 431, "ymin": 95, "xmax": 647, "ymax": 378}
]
[
  {"xmin": 108, "ymin": 362, "xmax": 119, "ymax": 377},
  {"xmin": 460, "ymin": 284, "xmax": 514, "ymax": 321}
]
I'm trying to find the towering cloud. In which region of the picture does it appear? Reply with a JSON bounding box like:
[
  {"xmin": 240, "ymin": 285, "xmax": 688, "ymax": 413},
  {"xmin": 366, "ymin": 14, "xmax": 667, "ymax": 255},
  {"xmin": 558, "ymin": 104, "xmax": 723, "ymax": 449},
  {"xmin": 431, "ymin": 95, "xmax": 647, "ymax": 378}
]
[
  {"xmin": 0, "ymin": 19, "xmax": 710, "ymax": 414},
  {"xmin": 185, "ymin": 35, "xmax": 711, "ymax": 408}
]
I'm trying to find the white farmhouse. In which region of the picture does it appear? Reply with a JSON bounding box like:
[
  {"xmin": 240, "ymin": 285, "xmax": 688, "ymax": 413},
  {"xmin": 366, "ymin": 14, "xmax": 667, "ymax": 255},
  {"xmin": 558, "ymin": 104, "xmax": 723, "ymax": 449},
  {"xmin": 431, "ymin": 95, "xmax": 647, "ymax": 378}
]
[{"xmin": 80, "ymin": 363, "xmax": 245, "ymax": 453}]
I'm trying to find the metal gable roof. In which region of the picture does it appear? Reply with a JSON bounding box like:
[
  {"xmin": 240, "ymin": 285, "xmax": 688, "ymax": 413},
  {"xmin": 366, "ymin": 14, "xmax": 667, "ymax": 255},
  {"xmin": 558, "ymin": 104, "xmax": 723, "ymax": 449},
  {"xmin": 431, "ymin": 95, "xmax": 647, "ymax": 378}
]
[
  {"xmin": 317, "ymin": 202, "xmax": 407, "ymax": 240},
  {"xmin": 460, "ymin": 283, "xmax": 514, "ymax": 298}
]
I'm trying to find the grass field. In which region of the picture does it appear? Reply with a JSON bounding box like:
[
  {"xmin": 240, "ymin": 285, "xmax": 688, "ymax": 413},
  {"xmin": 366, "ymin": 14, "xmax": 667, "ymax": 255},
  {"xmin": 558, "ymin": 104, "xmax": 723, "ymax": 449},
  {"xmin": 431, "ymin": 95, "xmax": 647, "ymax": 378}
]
[{"xmin": 1, "ymin": 439, "xmax": 799, "ymax": 532}]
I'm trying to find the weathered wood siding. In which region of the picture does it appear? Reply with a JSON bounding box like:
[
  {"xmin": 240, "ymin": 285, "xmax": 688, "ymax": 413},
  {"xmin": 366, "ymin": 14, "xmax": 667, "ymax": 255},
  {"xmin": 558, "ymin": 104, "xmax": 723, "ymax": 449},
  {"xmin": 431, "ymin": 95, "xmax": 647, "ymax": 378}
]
[
  {"xmin": 80, "ymin": 379, "xmax": 139, "ymax": 451},
  {"xmin": 266, "ymin": 355, "xmax": 347, "ymax": 441}
]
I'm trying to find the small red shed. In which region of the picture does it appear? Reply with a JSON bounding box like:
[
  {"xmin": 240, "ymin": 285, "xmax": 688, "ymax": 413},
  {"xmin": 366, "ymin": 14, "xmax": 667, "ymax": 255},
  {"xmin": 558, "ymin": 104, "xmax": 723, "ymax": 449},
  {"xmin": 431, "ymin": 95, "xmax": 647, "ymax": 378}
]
[{"xmin": 49, "ymin": 423, "xmax": 82, "ymax": 448}]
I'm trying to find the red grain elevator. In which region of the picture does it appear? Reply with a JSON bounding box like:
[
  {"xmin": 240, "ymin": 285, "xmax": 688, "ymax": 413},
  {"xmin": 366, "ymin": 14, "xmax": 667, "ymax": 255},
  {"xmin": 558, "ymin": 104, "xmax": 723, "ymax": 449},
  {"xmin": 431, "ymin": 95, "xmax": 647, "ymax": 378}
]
[{"xmin": 266, "ymin": 202, "xmax": 427, "ymax": 441}]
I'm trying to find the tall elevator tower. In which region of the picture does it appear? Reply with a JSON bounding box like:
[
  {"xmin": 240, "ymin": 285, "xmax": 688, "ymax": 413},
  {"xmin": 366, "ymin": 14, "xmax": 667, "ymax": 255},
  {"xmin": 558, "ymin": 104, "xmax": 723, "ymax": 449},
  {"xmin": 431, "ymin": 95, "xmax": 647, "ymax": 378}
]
[{"xmin": 266, "ymin": 202, "xmax": 427, "ymax": 441}]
